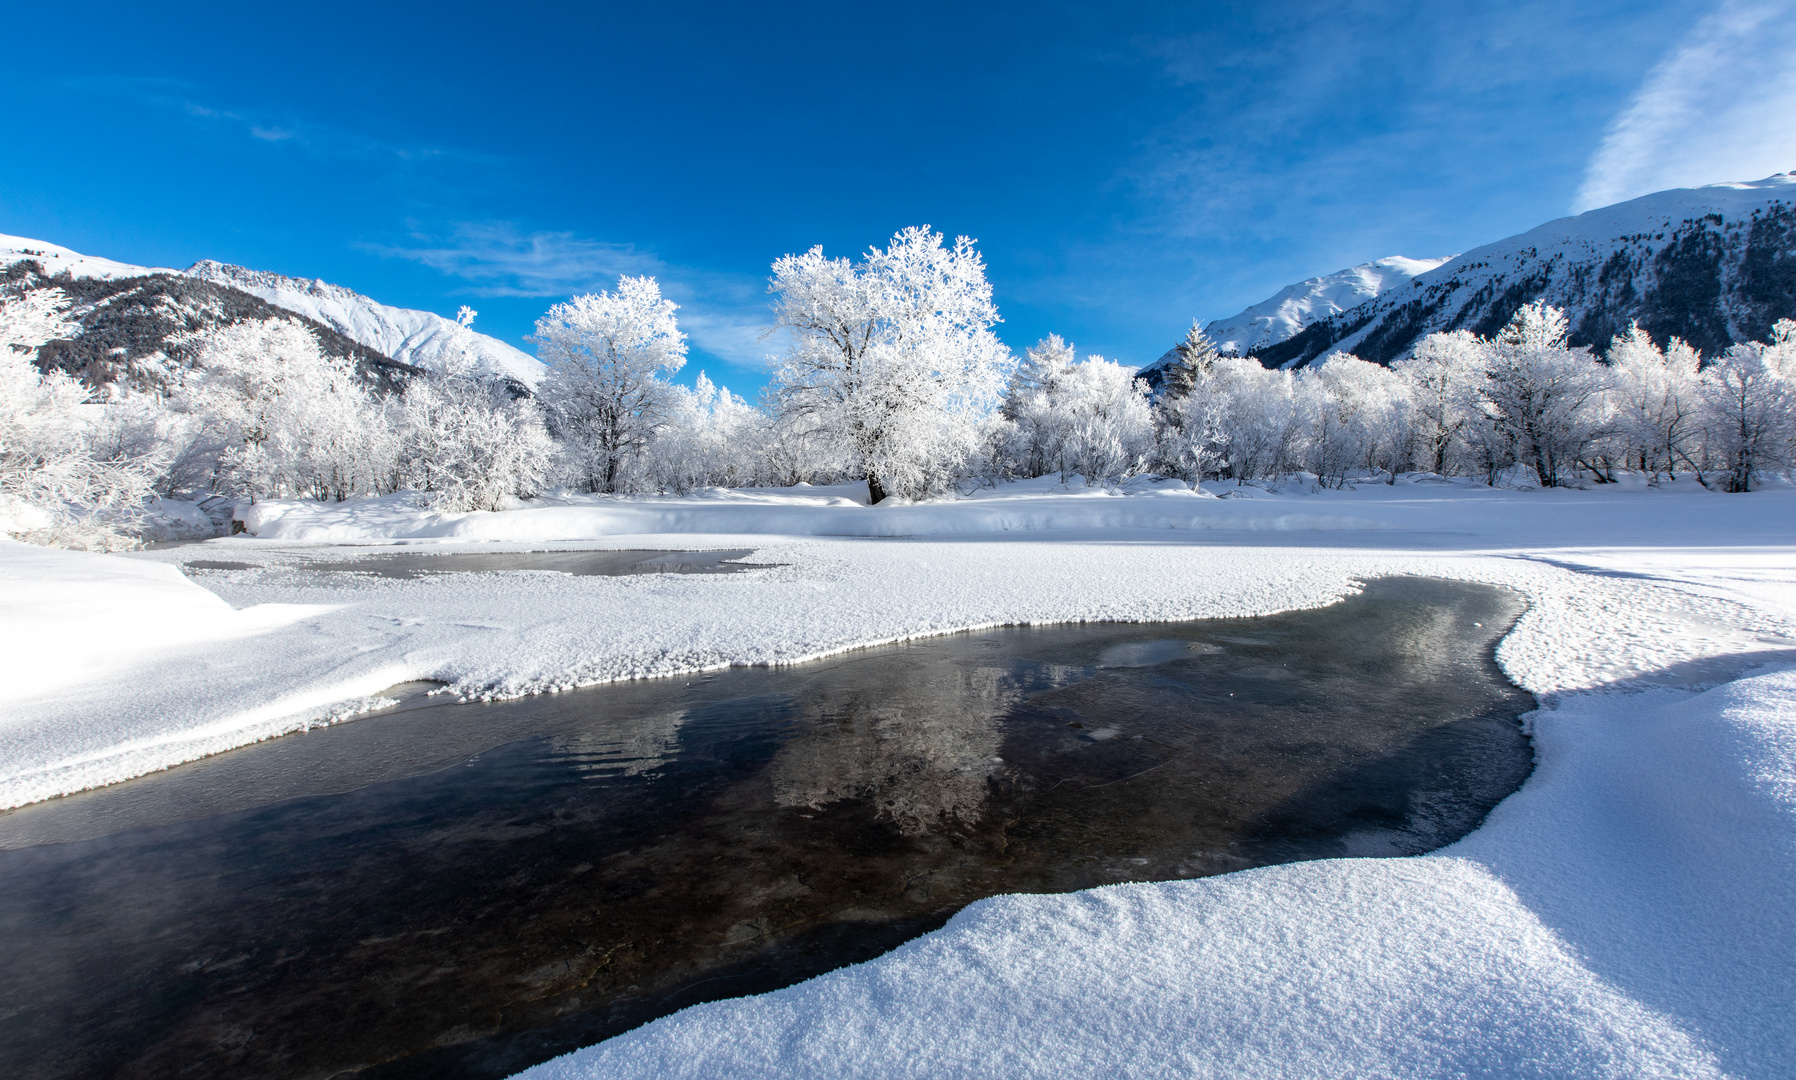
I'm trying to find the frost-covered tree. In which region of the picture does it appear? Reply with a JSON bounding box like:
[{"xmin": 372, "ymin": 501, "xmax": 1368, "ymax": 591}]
[
  {"xmin": 1, "ymin": 302, "xmax": 159, "ymax": 549},
  {"xmin": 171, "ymin": 318, "xmax": 395, "ymax": 502},
  {"xmin": 649, "ymin": 373, "xmax": 769, "ymax": 493},
  {"xmin": 1605, "ymin": 323, "xmax": 1701, "ymax": 483},
  {"xmin": 1298, "ymin": 356, "xmax": 1410, "ymax": 487},
  {"xmin": 998, "ymin": 335, "xmax": 1075, "ymax": 478},
  {"xmin": 1394, "ymin": 330, "xmax": 1483, "ymax": 476},
  {"xmin": 1473, "ymin": 303, "xmax": 1609, "ymax": 487},
  {"xmin": 1212, "ymin": 357, "xmax": 1299, "ymax": 483},
  {"xmin": 0, "ymin": 287, "xmax": 79, "ymax": 357},
  {"xmin": 1158, "ymin": 321, "xmax": 1220, "ymax": 403},
  {"xmin": 769, "ymin": 226, "xmax": 1011, "ymax": 503},
  {"xmin": 534, "ymin": 277, "xmax": 687, "ymax": 493},
  {"xmin": 1003, "ymin": 352, "xmax": 1154, "ymax": 484},
  {"xmin": 1696, "ymin": 326, "xmax": 1795, "ymax": 492},
  {"xmin": 393, "ymin": 307, "xmax": 552, "ymax": 511}
]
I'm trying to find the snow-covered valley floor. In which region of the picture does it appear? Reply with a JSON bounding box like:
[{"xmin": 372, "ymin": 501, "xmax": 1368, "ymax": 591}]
[{"xmin": 3, "ymin": 475, "xmax": 1794, "ymax": 1077}]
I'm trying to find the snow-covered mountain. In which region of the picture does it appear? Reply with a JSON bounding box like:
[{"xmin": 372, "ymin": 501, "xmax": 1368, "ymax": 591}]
[
  {"xmin": 1202, "ymin": 256, "xmax": 1454, "ymax": 356},
  {"xmin": 2, "ymin": 234, "xmax": 542, "ymax": 388},
  {"xmin": 1137, "ymin": 255, "xmax": 1450, "ymax": 388},
  {"xmin": 1141, "ymin": 172, "xmax": 1796, "ymax": 378},
  {"xmin": 2, "ymin": 234, "xmax": 415, "ymax": 394},
  {"xmin": 1252, "ymin": 173, "xmax": 1796, "ymax": 368},
  {"xmin": 184, "ymin": 260, "xmax": 543, "ymax": 385}
]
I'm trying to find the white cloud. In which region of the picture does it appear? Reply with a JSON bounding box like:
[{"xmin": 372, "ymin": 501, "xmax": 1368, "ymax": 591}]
[{"xmin": 1576, "ymin": 0, "xmax": 1796, "ymax": 211}]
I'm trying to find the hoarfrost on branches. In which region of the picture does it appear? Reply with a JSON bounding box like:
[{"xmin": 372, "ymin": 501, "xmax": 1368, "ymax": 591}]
[
  {"xmin": 769, "ymin": 226, "xmax": 1011, "ymax": 503},
  {"xmin": 534, "ymin": 277, "xmax": 688, "ymax": 494}
]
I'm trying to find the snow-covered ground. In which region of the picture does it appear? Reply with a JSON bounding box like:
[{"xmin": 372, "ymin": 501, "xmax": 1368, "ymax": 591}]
[{"xmin": 2, "ymin": 476, "xmax": 1793, "ymax": 1077}]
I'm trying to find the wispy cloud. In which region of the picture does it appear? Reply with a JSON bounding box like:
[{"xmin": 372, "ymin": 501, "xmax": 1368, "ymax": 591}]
[
  {"xmin": 80, "ymin": 76, "xmax": 469, "ymax": 165},
  {"xmin": 1576, "ymin": 0, "xmax": 1796, "ymax": 211},
  {"xmin": 362, "ymin": 222, "xmax": 666, "ymax": 297},
  {"xmin": 370, "ymin": 222, "xmax": 774, "ymax": 367}
]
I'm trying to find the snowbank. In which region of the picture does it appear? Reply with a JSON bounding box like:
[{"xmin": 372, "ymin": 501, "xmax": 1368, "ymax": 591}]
[
  {"xmin": 236, "ymin": 479, "xmax": 1395, "ymax": 542},
  {"xmin": 2, "ymin": 477, "xmax": 1793, "ymax": 1076}
]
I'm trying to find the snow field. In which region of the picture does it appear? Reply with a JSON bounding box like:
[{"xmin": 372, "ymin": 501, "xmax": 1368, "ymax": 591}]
[{"xmin": 1, "ymin": 480, "xmax": 1793, "ymax": 1076}]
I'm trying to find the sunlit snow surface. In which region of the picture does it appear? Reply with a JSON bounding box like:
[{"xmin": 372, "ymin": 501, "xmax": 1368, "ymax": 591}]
[{"xmin": 3, "ymin": 474, "xmax": 1794, "ymax": 1078}]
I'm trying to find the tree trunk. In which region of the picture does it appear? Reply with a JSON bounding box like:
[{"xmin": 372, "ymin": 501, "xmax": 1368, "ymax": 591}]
[{"xmin": 867, "ymin": 473, "xmax": 888, "ymax": 504}]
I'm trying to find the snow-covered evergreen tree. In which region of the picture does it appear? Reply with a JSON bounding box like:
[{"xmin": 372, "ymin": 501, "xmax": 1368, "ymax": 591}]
[
  {"xmin": 769, "ymin": 226, "xmax": 1011, "ymax": 503},
  {"xmin": 1158, "ymin": 321, "xmax": 1219, "ymax": 403}
]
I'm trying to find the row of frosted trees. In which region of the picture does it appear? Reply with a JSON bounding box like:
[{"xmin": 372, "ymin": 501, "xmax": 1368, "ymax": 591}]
[
  {"xmin": 1116, "ymin": 303, "xmax": 1796, "ymax": 494},
  {"xmin": 5, "ymin": 226, "xmax": 1796, "ymax": 547}
]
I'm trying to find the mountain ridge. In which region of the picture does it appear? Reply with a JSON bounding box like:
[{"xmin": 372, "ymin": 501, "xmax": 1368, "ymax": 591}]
[
  {"xmin": 1143, "ymin": 173, "xmax": 1796, "ymax": 377},
  {"xmin": 1, "ymin": 234, "xmax": 541, "ymax": 387}
]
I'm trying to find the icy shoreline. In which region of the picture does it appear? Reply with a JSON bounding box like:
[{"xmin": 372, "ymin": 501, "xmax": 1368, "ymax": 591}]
[{"xmin": 2, "ymin": 477, "xmax": 1794, "ymax": 1076}]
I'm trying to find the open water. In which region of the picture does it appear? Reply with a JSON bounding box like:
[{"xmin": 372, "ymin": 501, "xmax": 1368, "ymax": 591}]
[{"xmin": 0, "ymin": 576, "xmax": 1533, "ymax": 1080}]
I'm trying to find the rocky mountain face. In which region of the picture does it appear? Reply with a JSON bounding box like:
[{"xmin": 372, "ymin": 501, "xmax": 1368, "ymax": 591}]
[
  {"xmin": 2, "ymin": 257, "xmax": 418, "ymax": 394},
  {"xmin": 2, "ymin": 233, "xmax": 538, "ymax": 394},
  {"xmin": 1145, "ymin": 173, "xmax": 1796, "ymax": 376}
]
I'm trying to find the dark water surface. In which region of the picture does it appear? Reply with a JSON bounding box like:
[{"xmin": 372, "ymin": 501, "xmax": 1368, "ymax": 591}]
[
  {"xmin": 182, "ymin": 548, "xmax": 769, "ymax": 578},
  {"xmin": 0, "ymin": 577, "xmax": 1533, "ymax": 1080}
]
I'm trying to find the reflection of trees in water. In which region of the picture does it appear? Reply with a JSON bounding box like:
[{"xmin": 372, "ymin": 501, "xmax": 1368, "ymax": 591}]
[
  {"xmin": 769, "ymin": 664, "xmax": 1022, "ymax": 834},
  {"xmin": 546, "ymin": 709, "xmax": 687, "ymax": 779}
]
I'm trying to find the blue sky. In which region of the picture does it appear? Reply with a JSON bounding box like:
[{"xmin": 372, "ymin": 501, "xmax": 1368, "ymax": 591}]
[{"xmin": 5, "ymin": 0, "xmax": 1789, "ymax": 392}]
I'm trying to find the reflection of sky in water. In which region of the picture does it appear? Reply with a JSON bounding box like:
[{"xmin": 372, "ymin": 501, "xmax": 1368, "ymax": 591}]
[{"xmin": 1097, "ymin": 639, "xmax": 1220, "ymax": 667}]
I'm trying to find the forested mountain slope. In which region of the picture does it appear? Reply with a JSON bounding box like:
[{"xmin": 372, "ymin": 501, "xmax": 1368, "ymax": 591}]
[
  {"xmin": 1, "ymin": 252, "xmax": 415, "ymax": 394},
  {"xmin": 0, "ymin": 234, "xmax": 534, "ymax": 391},
  {"xmin": 1255, "ymin": 174, "xmax": 1796, "ymax": 367},
  {"xmin": 1142, "ymin": 173, "xmax": 1796, "ymax": 378}
]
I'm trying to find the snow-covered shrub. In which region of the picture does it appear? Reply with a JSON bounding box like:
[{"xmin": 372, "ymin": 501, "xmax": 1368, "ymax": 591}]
[
  {"xmin": 534, "ymin": 277, "xmax": 688, "ymax": 494},
  {"xmin": 769, "ymin": 226, "xmax": 1011, "ymax": 503}
]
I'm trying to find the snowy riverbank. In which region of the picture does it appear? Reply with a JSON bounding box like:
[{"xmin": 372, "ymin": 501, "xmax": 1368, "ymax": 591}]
[{"xmin": 2, "ymin": 476, "xmax": 1793, "ymax": 1076}]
